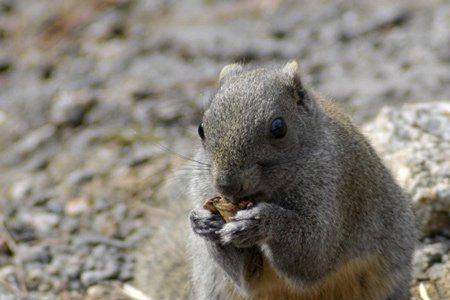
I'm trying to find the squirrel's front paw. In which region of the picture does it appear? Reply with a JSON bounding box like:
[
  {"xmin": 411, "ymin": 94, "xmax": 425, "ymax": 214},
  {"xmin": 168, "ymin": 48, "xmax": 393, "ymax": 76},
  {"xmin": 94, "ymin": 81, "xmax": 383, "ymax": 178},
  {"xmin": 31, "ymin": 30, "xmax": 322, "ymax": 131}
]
[
  {"xmin": 190, "ymin": 208, "xmax": 224, "ymax": 242},
  {"xmin": 219, "ymin": 204, "xmax": 269, "ymax": 248}
]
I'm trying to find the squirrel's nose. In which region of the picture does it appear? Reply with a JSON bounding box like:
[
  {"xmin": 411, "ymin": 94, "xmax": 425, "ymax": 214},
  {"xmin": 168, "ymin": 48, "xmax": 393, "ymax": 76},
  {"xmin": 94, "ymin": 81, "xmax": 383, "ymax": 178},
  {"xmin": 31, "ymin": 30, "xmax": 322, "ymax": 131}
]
[{"xmin": 215, "ymin": 174, "xmax": 242, "ymax": 198}]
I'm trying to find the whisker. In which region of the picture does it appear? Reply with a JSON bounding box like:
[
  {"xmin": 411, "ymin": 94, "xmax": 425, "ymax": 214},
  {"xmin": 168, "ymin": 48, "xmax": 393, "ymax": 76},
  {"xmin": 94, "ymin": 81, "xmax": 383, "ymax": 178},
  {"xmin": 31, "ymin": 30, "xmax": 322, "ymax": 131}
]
[
  {"xmin": 171, "ymin": 169, "xmax": 209, "ymax": 176},
  {"xmin": 174, "ymin": 167, "xmax": 211, "ymax": 174},
  {"xmin": 164, "ymin": 165, "xmax": 211, "ymax": 182},
  {"xmin": 263, "ymin": 157, "xmax": 299, "ymax": 171},
  {"xmin": 162, "ymin": 171, "xmax": 205, "ymax": 187},
  {"xmin": 156, "ymin": 143, "xmax": 211, "ymax": 167},
  {"xmin": 178, "ymin": 168, "xmax": 211, "ymax": 173},
  {"xmin": 179, "ymin": 163, "xmax": 211, "ymax": 169}
]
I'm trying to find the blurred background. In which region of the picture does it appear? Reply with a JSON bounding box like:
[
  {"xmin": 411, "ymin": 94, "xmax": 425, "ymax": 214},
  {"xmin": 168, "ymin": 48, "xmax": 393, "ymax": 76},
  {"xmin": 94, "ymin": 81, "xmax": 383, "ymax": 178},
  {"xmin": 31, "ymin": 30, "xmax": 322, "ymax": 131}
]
[{"xmin": 0, "ymin": 0, "xmax": 449, "ymax": 299}]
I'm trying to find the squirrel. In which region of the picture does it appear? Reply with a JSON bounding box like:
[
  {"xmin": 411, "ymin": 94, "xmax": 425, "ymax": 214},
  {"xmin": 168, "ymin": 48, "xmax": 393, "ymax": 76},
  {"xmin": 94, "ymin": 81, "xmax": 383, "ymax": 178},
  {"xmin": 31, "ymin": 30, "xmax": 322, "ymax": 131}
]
[{"xmin": 135, "ymin": 61, "xmax": 416, "ymax": 300}]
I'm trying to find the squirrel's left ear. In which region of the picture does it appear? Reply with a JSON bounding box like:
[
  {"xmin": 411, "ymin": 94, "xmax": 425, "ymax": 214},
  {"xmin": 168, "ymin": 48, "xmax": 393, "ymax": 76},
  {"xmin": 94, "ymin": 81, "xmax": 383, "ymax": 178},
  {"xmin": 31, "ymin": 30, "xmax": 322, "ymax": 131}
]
[
  {"xmin": 219, "ymin": 63, "xmax": 243, "ymax": 85},
  {"xmin": 282, "ymin": 60, "xmax": 312, "ymax": 109}
]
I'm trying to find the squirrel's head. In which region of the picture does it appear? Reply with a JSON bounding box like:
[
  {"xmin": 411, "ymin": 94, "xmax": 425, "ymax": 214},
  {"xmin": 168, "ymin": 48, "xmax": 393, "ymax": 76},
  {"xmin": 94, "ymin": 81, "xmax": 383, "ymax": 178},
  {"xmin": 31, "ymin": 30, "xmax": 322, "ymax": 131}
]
[{"xmin": 199, "ymin": 61, "xmax": 319, "ymax": 203}]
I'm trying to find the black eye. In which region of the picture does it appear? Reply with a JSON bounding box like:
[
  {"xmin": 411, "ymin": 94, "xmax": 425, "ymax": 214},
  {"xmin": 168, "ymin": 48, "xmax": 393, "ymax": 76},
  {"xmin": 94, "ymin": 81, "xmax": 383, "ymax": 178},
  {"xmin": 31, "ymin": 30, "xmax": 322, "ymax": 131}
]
[
  {"xmin": 270, "ymin": 117, "xmax": 287, "ymax": 139},
  {"xmin": 198, "ymin": 122, "xmax": 205, "ymax": 140}
]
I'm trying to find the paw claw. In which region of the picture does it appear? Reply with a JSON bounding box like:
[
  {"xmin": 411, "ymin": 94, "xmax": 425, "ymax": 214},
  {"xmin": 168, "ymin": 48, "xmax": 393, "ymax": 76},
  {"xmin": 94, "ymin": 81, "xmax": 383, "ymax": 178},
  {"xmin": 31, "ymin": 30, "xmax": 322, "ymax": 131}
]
[{"xmin": 190, "ymin": 208, "xmax": 225, "ymax": 242}]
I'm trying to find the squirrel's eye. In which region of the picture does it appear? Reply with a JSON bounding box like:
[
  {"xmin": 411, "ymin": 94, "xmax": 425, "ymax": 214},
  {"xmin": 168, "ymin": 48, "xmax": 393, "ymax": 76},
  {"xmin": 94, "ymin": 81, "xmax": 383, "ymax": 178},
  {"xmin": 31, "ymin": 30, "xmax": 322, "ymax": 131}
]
[
  {"xmin": 198, "ymin": 122, "xmax": 205, "ymax": 140},
  {"xmin": 270, "ymin": 117, "xmax": 287, "ymax": 139}
]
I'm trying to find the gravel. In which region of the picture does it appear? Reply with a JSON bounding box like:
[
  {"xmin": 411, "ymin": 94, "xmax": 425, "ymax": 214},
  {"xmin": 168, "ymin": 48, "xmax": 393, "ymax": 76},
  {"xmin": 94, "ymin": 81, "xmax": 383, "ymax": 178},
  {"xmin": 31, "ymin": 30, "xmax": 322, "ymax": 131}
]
[{"xmin": 0, "ymin": 0, "xmax": 448, "ymax": 299}]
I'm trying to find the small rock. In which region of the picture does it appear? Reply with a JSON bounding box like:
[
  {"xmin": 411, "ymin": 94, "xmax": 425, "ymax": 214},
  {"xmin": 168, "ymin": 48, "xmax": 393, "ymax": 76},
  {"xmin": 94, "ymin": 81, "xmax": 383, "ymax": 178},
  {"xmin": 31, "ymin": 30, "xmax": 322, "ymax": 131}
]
[
  {"xmin": 85, "ymin": 10, "xmax": 125, "ymax": 41},
  {"xmin": 21, "ymin": 144, "xmax": 58, "ymax": 171},
  {"xmin": 73, "ymin": 233, "xmax": 128, "ymax": 249},
  {"xmin": 81, "ymin": 261, "xmax": 120, "ymax": 287},
  {"xmin": 17, "ymin": 210, "xmax": 60, "ymax": 236},
  {"xmin": 0, "ymin": 236, "xmax": 11, "ymax": 254},
  {"xmin": 59, "ymin": 217, "xmax": 80, "ymax": 233},
  {"xmin": 16, "ymin": 244, "xmax": 52, "ymax": 264},
  {"xmin": 0, "ymin": 265, "xmax": 20, "ymax": 295},
  {"xmin": 123, "ymin": 144, "xmax": 160, "ymax": 167},
  {"xmin": 131, "ymin": 87, "xmax": 159, "ymax": 101},
  {"xmin": 119, "ymin": 255, "xmax": 134, "ymax": 281},
  {"xmin": 0, "ymin": 55, "xmax": 11, "ymax": 73},
  {"xmin": 80, "ymin": 244, "xmax": 125, "ymax": 287},
  {"xmin": 134, "ymin": 100, "xmax": 183, "ymax": 127},
  {"xmin": 50, "ymin": 90, "xmax": 96, "ymax": 127},
  {"xmin": 0, "ymin": 0, "xmax": 14, "ymax": 13},
  {"xmin": 413, "ymin": 242, "xmax": 450, "ymax": 277},
  {"xmin": 427, "ymin": 262, "xmax": 447, "ymax": 281},
  {"xmin": 10, "ymin": 179, "xmax": 32, "ymax": 201},
  {"xmin": 93, "ymin": 214, "xmax": 119, "ymax": 238},
  {"xmin": 65, "ymin": 169, "xmax": 96, "ymax": 186},
  {"xmin": 86, "ymin": 284, "xmax": 110, "ymax": 299},
  {"xmin": 65, "ymin": 197, "xmax": 91, "ymax": 217},
  {"xmin": 6, "ymin": 221, "xmax": 36, "ymax": 242},
  {"xmin": 2, "ymin": 125, "xmax": 56, "ymax": 165},
  {"xmin": 26, "ymin": 267, "xmax": 47, "ymax": 291},
  {"xmin": 63, "ymin": 256, "xmax": 83, "ymax": 280},
  {"xmin": 45, "ymin": 200, "xmax": 64, "ymax": 214},
  {"xmin": 0, "ymin": 110, "xmax": 7, "ymax": 125}
]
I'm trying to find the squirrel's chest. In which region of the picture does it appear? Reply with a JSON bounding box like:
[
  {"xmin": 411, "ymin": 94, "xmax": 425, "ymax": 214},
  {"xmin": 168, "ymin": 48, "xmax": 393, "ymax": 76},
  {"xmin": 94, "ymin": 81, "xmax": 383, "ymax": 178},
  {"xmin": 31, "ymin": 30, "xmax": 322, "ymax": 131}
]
[
  {"xmin": 244, "ymin": 255, "xmax": 300, "ymax": 300},
  {"xmin": 239, "ymin": 253, "xmax": 390, "ymax": 300}
]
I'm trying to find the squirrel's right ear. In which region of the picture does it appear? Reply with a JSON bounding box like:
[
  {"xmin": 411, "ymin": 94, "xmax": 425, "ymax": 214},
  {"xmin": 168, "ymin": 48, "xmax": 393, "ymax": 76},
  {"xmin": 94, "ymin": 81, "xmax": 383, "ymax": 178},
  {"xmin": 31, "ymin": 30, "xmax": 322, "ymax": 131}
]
[
  {"xmin": 219, "ymin": 63, "xmax": 243, "ymax": 85},
  {"xmin": 282, "ymin": 60, "xmax": 302, "ymax": 90}
]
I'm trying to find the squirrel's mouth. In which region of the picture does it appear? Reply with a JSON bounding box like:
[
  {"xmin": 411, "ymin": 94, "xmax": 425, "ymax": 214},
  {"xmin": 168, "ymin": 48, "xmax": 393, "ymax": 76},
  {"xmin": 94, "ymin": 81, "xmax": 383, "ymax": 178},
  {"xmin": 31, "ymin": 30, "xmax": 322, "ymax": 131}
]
[{"xmin": 228, "ymin": 191, "xmax": 264, "ymax": 204}]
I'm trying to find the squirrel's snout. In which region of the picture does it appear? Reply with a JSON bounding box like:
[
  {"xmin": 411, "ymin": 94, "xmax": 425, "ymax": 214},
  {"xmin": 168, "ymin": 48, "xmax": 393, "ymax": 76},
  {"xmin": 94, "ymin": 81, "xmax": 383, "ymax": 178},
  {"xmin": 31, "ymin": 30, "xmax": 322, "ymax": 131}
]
[
  {"xmin": 214, "ymin": 167, "xmax": 261, "ymax": 203},
  {"xmin": 215, "ymin": 174, "xmax": 242, "ymax": 200}
]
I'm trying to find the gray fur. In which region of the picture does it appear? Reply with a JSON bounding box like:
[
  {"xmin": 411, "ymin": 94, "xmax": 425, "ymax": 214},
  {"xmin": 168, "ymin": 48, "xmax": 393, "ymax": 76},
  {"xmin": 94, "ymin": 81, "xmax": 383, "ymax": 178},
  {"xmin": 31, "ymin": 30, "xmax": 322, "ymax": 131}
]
[{"xmin": 188, "ymin": 62, "xmax": 416, "ymax": 299}]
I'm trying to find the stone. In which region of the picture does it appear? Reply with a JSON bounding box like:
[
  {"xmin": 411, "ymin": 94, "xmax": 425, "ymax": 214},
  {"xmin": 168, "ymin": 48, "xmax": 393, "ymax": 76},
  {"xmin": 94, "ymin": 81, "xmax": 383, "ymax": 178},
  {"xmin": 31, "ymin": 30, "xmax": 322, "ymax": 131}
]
[
  {"xmin": 65, "ymin": 169, "xmax": 96, "ymax": 186},
  {"xmin": 10, "ymin": 178, "xmax": 32, "ymax": 201},
  {"xmin": 65, "ymin": 197, "xmax": 91, "ymax": 217},
  {"xmin": 80, "ymin": 245, "xmax": 122, "ymax": 286},
  {"xmin": 5, "ymin": 220, "xmax": 36, "ymax": 242},
  {"xmin": 364, "ymin": 102, "xmax": 450, "ymax": 237},
  {"xmin": 50, "ymin": 90, "xmax": 96, "ymax": 127},
  {"xmin": 0, "ymin": 55, "xmax": 11, "ymax": 73},
  {"xmin": 1, "ymin": 125, "xmax": 56, "ymax": 166},
  {"xmin": 16, "ymin": 244, "xmax": 52, "ymax": 264},
  {"xmin": 413, "ymin": 242, "xmax": 450, "ymax": 279},
  {"xmin": 17, "ymin": 210, "xmax": 60, "ymax": 237}
]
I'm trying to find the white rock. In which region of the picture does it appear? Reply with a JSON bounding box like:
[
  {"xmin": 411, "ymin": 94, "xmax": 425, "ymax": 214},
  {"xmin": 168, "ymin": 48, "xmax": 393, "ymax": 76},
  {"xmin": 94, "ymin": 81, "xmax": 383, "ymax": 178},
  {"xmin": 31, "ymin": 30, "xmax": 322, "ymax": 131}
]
[{"xmin": 364, "ymin": 102, "xmax": 450, "ymax": 236}]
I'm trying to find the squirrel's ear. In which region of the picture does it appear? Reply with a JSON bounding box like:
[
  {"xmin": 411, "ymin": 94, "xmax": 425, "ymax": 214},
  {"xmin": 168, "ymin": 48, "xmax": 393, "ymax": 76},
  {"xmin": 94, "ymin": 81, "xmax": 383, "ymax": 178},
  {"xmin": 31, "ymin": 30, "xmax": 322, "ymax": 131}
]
[
  {"xmin": 282, "ymin": 60, "xmax": 302, "ymax": 89},
  {"xmin": 219, "ymin": 63, "xmax": 243, "ymax": 85},
  {"xmin": 283, "ymin": 60, "xmax": 313, "ymax": 110}
]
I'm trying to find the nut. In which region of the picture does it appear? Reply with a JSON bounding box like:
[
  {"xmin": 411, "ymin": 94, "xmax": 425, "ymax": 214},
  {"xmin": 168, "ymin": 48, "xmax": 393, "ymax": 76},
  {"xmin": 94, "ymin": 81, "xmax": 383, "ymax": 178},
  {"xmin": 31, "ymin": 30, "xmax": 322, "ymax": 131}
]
[{"xmin": 203, "ymin": 196, "xmax": 253, "ymax": 222}]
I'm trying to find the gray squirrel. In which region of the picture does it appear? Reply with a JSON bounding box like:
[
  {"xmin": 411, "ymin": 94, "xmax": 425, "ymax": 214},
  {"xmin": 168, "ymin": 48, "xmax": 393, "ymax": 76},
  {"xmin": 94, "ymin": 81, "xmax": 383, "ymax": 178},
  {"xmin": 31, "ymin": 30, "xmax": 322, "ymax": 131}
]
[{"xmin": 136, "ymin": 61, "xmax": 416, "ymax": 300}]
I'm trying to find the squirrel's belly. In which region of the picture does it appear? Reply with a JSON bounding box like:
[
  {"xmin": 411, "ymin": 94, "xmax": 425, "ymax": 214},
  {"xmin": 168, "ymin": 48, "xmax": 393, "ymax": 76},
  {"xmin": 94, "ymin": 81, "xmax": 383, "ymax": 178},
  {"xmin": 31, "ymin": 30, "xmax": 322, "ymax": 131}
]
[{"xmin": 241, "ymin": 254, "xmax": 394, "ymax": 300}]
